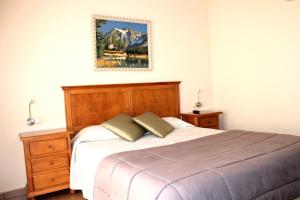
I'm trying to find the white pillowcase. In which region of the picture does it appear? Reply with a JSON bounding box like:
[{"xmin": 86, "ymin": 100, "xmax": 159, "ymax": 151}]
[
  {"xmin": 71, "ymin": 125, "xmax": 120, "ymax": 145},
  {"xmin": 72, "ymin": 117, "xmax": 193, "ymax": 145},
  {"xmin": 162, "ymin": 117, "xmax": 194, "ymax": 129}
]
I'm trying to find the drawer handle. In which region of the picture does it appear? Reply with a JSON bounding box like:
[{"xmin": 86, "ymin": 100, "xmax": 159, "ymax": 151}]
[
  {"xmin": 207, "ymin": 121, "xmax": 211, "ymax": 124},
  {"xmin": 48, "ymin": 145, "xmax": 55, "ymax": 149},
  {"xmin": 50, "ymin": 161, "xmax": 54, "ymax": 165},
  {"xmin": 50, "ymin": 178, "xmax": 55, "ymax": 182}
]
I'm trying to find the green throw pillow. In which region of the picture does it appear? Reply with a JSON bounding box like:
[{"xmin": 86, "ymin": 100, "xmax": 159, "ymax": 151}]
[
  {"xmin": 102, "ymin": 113, "xmax": 146, "ymax": 142},
  {"xmin": 133, "ymin": 112, "xmax": 174, "ymax": 138}
]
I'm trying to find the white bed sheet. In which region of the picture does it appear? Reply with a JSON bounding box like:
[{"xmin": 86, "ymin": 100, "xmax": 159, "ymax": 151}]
[{"xmin": 70, "ymin": 127, "xmax": 224, "ymax": 200}]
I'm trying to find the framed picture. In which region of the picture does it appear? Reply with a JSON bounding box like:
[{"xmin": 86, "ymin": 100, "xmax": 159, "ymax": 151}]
[{"xmin": 92, "ymin": 15, "xmax": 152, "ymax": 71}]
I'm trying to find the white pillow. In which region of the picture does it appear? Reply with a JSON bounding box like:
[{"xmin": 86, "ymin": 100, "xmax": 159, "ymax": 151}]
[
  {"xmin": 162, "ymin": 117, "xmax": 194, "ymax": 129},
  {"xmin": 71, "ymin": 125, "xmax": 119, "ymax": 145}
]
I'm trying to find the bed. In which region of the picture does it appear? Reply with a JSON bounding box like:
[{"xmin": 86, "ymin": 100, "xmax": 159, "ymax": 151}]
[{"xmin": 62, "ymin": 82, "xmax": 300, "ymax": 200}]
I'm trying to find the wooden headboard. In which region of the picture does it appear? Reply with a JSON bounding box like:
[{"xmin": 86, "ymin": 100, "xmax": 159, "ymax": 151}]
[{"xmin": 62, "ymin": 82, "xmax": 181, "ymax": 132}]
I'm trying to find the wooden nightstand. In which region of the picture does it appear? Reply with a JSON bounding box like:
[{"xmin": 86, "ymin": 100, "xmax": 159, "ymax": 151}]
[
  {"xmin": 181, "ymin": 111, "xmax": 223, "ymax": 129},
  {"xmin": 19, "ymin": 128, "xmax": 74, "ymax": 200}
]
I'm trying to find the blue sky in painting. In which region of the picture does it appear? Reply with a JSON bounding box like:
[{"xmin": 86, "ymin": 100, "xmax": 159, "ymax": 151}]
[{"xmin": 99, "ymin": 20, "xmax": 147, "ymax": 33}]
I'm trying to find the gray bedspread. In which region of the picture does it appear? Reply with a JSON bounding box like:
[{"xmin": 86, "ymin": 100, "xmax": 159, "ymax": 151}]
[{"xmin": 93, "ymin": 130, "xmax": 300, "ymax": 200}]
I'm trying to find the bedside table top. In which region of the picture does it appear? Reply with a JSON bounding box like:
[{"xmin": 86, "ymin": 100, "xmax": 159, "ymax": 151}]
[
  {"xmin": 181, "ymin": 111, "xmax": 223, "ymax": 117},
  {"xmin": 19, "ymin": 128, "xmax": 74, "ymax": 141}
]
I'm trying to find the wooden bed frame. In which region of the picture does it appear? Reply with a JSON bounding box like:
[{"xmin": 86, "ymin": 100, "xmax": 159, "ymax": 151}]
[{"xmin": 62, "ymin": 82, "xmax": 181, "ymax": 133}]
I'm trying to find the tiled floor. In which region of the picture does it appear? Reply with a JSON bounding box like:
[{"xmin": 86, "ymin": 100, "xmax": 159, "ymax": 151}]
[
  {"xmin": 37, "ymin": 190, "xmax": 84, "ymax": 200},
  {"xmin": 2, "ymin": 190, "xmax": 85, "ymax": 200},
  {"xmin": 3, "ymin": 189, "xmax": 300, "ymax": 200}
]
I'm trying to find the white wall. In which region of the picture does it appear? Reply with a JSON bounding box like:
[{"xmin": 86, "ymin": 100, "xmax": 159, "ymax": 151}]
[
  {"xmin": 0, "ymin": 0, "xmax": 212, "ymax": 192},
  {"xmin": 209, "ymin": 0, "xmax": 300, "ymax": 135}
]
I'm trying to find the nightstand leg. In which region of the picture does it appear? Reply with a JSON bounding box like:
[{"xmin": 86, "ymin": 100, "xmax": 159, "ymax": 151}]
[{"xmin": 70, "ymin": 189, "xmax": 76, "ymax": 194}]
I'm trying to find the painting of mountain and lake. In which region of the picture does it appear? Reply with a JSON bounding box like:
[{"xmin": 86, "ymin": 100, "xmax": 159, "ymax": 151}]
[{"xmin": 93, "ymin": 16, "xmax": 151, "ymax": 70}]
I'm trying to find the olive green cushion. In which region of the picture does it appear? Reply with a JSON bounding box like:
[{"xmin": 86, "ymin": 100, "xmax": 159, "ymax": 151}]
[
  {"xmin": 102, "ymin": 113, "xmax": 145, "ymax": 142},
  {"xmin": 133, "ymin": 112, "xmax": 174, "ymax": 138}
]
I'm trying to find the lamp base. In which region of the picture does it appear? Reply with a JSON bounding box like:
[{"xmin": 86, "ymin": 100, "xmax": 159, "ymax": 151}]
[{"xmin": 192, "ymin": 110, "xmax": 200, "ymax": 114}]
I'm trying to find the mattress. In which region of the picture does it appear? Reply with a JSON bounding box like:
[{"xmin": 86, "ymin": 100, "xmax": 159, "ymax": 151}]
[{"xmin": 70, "ymin": 126, "xmax": 223, "ymax": 199}]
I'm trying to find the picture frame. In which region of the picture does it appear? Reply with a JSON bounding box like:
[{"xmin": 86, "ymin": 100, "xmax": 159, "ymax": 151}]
[{"xmin": 92, "ymin": 15, "xmax": 152, "ymax": 71}]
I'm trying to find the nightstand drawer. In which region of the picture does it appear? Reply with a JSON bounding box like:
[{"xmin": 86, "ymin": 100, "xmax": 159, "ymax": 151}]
[
  {"xmin": 31, "ymin": 154, "xmax": 69, "ymax": 173},
  {"xmin": 181, "ymin": 111, "xmax": 222, "ymax": 129},
  {"xmin": 29, "ymin": 138, "xmax": 68, "ymax": 156},
  {"xmin": 181, "ymin": 115, "xmax": 197, "ymax": 125},
  {"xmin": 33, "ymin": 169, "xmax": 69, "ymax": 190},
  {"xmin": 198, "ymin": 117, "xmax": 218, "ymax": 127}
]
